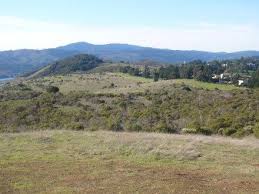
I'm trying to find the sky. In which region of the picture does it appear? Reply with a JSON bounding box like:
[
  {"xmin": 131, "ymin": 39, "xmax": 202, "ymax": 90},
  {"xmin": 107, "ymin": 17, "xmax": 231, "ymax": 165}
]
[{"xmin": 0, "ymin": 0, "xmax": 259, "ymax": 51}]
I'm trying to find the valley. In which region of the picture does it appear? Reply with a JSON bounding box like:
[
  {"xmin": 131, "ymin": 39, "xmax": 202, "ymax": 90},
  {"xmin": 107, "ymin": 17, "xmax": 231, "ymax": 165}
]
[{"xmin": 0, "ymin": 49, "xmax": 258, "ymax": 194}]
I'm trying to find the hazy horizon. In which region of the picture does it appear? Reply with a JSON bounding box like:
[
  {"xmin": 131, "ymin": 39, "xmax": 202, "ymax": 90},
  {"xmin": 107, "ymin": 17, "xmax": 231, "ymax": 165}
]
[
  {"xmin": 1, "ymin": 41, "xmax": 259, "ymax": 53},
  {"xmin": 1, "ymin": 0, "xmax": 259, "ymax": 52}
]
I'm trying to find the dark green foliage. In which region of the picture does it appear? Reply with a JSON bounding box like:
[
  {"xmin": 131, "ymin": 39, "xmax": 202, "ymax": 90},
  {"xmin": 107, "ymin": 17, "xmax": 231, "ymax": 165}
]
[
  {"xmin": 120, "ymin": 66, "xmax": 141, "ymax": 77},
  {"xmin": 46, "ymin": 86, "xmax": 59, "ymax": 93},
  {"xmin": 248, "ymin": 69, "xmax": 259, "ymax": 88},
  {"xmin": 253, "ymin": 124, "xmax": 259, "ymax": 138},
  {"xmin": 181, "ymin": 86, "xmax": 192, "ymax": 91},
  {"xmin": 197, "ymin": 128, "xmax": 213, "ymax": 136},
  {"xmin": 31, "ymin": 54, "xmax": 103, "ymax": 78},
  {"xmin": 107, "ymin": 115, "xmax": 122, "ymax": 131},
  {"xmin": 153, "ymin": 71, "xmax": 159, "ymax": 82},
  {"xmin": 159, "ymin": 66, "xmax": 179, "ymax": 80},
  {"xmin": 0, "ymin": 81, "xmax": 259, "ymax": 138},
  {"xmin": 143, "ymin": 65, "xmax": 151, "ymax": 78},
  {"xmin": 222, "ymin": 128, "xmax": 237, "ymax": 136}
]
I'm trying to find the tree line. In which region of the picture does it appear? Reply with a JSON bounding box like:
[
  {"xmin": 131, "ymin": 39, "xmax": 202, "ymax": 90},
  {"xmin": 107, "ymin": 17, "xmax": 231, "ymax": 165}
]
[{"xmin": 119, "ymin": 57, "xmax": 259, "ymax": 88}]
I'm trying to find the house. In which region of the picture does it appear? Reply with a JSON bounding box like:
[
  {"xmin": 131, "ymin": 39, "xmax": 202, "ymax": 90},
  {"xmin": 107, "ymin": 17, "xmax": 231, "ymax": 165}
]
[
  {"xmin": 212, "ymin": 74, "xmax": 220, "ymax": 80},
  {"xmin": 238, "ymin": 80, "xmax": 244, "ymax": 86},
  {"xmin": 247, "ymin": 63, "xmax": 256, "ymax": 68},
  {"xmin": 238, "ymin": 79, "xmax": 249, "ymax": 86},
  {"xmin": 220, "ymin": 73, "xmax": 231, "ymax": 80},
  {"xmin": 221, "ymin": 63, "xmax": 228, "ymax": 68},
  {"xmin": 238, "ymin": 75, "xmax": 251, "ymax": 86}
]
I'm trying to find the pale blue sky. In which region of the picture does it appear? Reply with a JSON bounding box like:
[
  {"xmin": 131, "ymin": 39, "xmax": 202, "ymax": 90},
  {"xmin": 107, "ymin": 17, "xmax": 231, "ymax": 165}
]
[{"xmin": 0, "ymin": 0, "xmax": 259, "ymax": 51}]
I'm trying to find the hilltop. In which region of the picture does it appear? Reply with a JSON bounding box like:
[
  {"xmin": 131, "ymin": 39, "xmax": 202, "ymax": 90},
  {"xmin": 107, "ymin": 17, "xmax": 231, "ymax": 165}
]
[
  {"xmin": 0, "ymin": 53, "xmax": 259, "ymax": 193},
  {"xmin": 0, "ymin": 130, "xmax": 258, "ymax": 193},
  {"xmin": 26, "ymin": 54, "xmax": 103, "ymax": 78},
  {"xmin": 1, "ymin": 42, "xmax": 259, "ymax": 77}
]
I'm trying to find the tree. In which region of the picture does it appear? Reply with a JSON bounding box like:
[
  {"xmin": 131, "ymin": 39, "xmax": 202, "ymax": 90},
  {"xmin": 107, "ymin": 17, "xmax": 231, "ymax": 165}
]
[
  {"xmin": 248, "ymin": 69, "xmax": 259, "ymax": 88},
  {"xmin": 143, "ymin": 65, "xmax": 151, "ymax": 78},
  {"xmin": 153, "ymin": 70, "xmax": 159, "ymax": 82},
  {"xmin": 133, "ymin": 68, "xmax": 140, "ymax": 76}
]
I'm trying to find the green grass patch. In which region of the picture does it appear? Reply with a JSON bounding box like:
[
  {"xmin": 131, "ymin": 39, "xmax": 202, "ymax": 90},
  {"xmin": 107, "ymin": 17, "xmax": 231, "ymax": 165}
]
[
  {"xmin": 0, "ymin": 131, "xmax": 258, "ymax": 193},
  {"xmin": 172, "ymin": 79, "xmax": 240, "ymax": 90}
]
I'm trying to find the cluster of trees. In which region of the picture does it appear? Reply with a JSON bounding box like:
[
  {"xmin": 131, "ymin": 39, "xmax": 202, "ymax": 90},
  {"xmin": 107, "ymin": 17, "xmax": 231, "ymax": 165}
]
[
  {"xmin": 120, "ymin": 57, "xmax": 259, "ymax": 87},
  {"xmin": 219, "ymin": 57, "xmax": 259, "ymax": 73},
  {"xmin": 159, "ymin": 61, "xmax": 215, "ymax": 82},
  {"xmin": 120, "ymin": 65, "xmax": 151, "ymax": 78},
  {"xmin": 248, "ymin": 69, "xmax": 259, "ymax": 88},
  {"xmin": 120, "ymin": 60, "xmax": 223, "ymax": 82}
]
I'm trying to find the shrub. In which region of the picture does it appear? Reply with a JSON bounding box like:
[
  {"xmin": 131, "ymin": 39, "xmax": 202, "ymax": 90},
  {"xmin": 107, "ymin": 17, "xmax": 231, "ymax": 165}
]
[
  {"xmin": 46, "ymin": 86, "xmax": 59, "ymax": 93},
  {"xmin": 69, "ymin": 123, "xmax": 84, "ymax": 131},
  {"xmin": 107, "ymin": 116, "xmax": 122, "ymax": 131},
  {"xmin": 187, "ymin": 121, "xmax": 201, "ymax": 130},
  {"xmin": 109, "ymin": 83, "xmax": 115, "ymax": 88},
  {"xmin": 197, "ymin": 127, "xmax": 213, "ymax": 136},
  {"xmin": 182, "ymin": 86, "xmax": 192, "ymax": 91},
  {"xmin": 154, "ymin": 121, "xmax": 173, "ymax": 133},
  {"xmin": 125, "ymin": 121, "xmax": 142, "ymax": 132},
  {"xmin": 182, "ymin": 128, "xmax": 198, "ymax": 134},
  {"xmin": 222, "ymin": 128, "xmax": 237, "ymax": 136},
  {"xmin": 232, "ymin": 126, "xmax": 253, "ymax": 138},
  {"xmin": 210, "ymin": 118, "xmax": 232, "ymax": 132},
  {"xmin": 253, "ymin": 123, "xmax": 259, "ymax": 138}
]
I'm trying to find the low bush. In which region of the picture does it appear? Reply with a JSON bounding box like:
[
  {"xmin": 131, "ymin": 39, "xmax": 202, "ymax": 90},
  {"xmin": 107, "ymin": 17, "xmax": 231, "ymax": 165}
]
[
  {"xmin": 46, "ymin": 86, "xmax": 59, "ymax": 93},
  {"xmin": 182, "ymin": 128, "xmax": 198, "ymax": 134},
  {"xmin": 222, "ymin": 128, "xmax": 237, "ymax": 136},
  {"xmin": 253, "ymin": 123, "xmax": 259, "ymax": 138},
  {"xmin": 107, "ymin": 116, "xmax": 122, "ymax": 131},
  {"xmin": 197, "ymin": 127, "xmax": 213, "ymax": 136}
]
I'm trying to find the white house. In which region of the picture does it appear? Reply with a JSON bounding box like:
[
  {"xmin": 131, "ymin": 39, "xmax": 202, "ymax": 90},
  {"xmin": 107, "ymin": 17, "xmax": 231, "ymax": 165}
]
[
  {"xmin": 238, "ymin": 80, "xmax": 244, "ymax": 86},
  {"xmin": 222, "ymin": 64, "xmax": 228, "ymax": 68},
  {"xmin": 238, "ymin": 79, "xmax": 249, "ymax": 86}
]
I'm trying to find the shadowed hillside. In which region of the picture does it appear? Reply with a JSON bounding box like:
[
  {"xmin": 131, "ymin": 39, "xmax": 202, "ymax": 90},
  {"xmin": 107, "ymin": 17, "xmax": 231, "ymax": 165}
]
[{"xmin": 27, "ymin": 54, "xmax": 103, "ymax": 78}]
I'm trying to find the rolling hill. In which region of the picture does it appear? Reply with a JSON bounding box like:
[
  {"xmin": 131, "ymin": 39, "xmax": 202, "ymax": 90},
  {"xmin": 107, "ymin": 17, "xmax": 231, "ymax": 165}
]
[
  {"xmin": 27, "ymin": 54, "xmax": 103, "ymax": 78},
  {"xmin": 1, "ymin": 42, "xmax": 259, "ymax": 77}
]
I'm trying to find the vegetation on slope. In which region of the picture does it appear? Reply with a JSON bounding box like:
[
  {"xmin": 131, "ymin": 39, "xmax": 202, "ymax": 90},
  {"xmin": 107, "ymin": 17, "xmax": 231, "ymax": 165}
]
[
  {"xmin": 1, "ymin": 42, "xmax": 259, "ymax": 78},
  {"xmin": 28, "ymin": 54, "xmax": 103, "ymax": 78},
  {"xmin": 0, "ymin": 73, "xmax": 258, "ymax": 138},
  {"xmin": 120, "ymin": 57, "xmax": 259, "ymax": 87}
]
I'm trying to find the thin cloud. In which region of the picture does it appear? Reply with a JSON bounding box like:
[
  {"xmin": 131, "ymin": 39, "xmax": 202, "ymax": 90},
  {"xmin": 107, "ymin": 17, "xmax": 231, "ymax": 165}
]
[{"xmin": 0, "ymin": 16, "xmax": 259, "ymax": 52}]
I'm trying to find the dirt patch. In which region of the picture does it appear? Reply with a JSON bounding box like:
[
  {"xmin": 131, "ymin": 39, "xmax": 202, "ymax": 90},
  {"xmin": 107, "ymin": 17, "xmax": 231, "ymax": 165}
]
[{"xmin": 1, "ymin": 160, "xmax": 258, "ymax": 194}]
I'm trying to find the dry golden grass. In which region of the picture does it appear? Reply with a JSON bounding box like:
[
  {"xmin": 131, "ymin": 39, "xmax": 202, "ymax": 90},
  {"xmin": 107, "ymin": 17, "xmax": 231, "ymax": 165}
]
[
  {"xmin": 23, "ymin": 72, "xmax": 240, "ymax": 95},
  {"xmin": 0, "ymin": 130, "xmax": 258, "ymax": 193}
]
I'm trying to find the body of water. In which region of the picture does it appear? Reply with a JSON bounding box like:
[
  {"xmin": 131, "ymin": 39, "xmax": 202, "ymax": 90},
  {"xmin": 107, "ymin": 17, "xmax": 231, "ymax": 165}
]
[{"xmin": 0, "ymin": 78, "xmax": 14, "ymax": 83}]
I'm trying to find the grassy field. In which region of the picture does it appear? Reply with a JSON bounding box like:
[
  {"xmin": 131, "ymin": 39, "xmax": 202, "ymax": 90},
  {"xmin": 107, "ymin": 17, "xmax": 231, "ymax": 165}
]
[
  {"xmin": 23, "ymin": 72, "xmax": 240, "ymax": 95},
  {"xmin": 171, "ymin": 79, "xmax": 240, "ymax": 91},
  {"xmin": 0, "ymin": 130, "xmax": 258, "ymax": 193}
]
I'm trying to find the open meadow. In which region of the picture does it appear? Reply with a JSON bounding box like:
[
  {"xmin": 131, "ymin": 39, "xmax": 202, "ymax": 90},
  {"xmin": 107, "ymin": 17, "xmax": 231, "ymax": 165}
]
[
  {"xmin": 0, "ymin": 130, "xmax": 259, "ymax": 193},
  {"xmin": 23, "ymin": 72, "xmax": 240, "ymax": 95}
]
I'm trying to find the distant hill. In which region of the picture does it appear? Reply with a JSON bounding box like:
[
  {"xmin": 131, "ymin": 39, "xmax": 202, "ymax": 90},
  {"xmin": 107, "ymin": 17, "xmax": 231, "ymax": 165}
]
[
  {"xmin": 1, "ymin": 42, "xmax": 259, "ymax": 77},
  {"xmin": 27, "ymin": 54, "xmax": 103, "ymax": 78},
  {"xmin": 58, "ymin": 42, "xmax": 259, "ymax": 63},
  {"xmin": 0, "ymin": 49, "xmax": 80, "ymax": 78}
]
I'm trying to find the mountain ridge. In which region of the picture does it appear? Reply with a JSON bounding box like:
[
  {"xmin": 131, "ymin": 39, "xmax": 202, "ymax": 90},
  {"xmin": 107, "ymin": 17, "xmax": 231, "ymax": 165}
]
[{"xmin": 1, "ymin": 42, "xmax": 259, "ymax": 77}]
